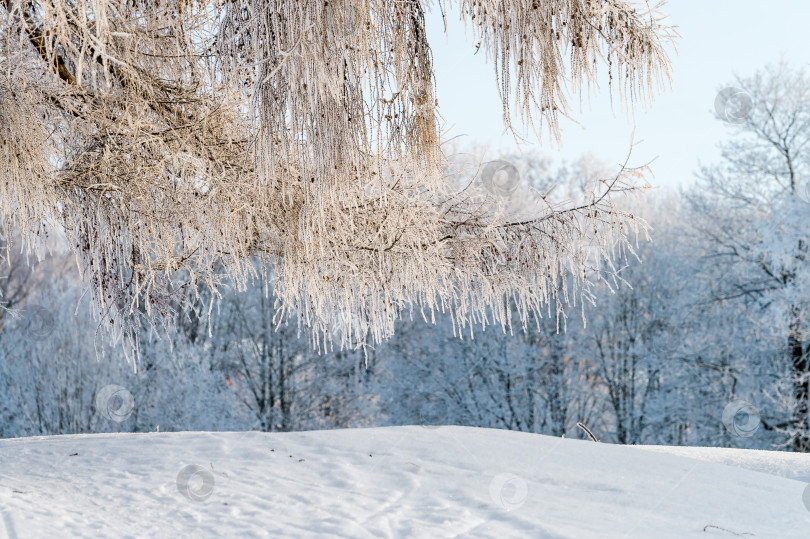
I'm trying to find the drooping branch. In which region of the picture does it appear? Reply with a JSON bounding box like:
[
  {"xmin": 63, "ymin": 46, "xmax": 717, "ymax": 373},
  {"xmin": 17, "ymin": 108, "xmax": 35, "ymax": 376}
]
[
  {"xmin": 450, "ymin": 0, "xmax": 676, "ymax": 140},
  {"xmin": 0, "ymin": 0, "xmax": 673, "ymax": 356}
]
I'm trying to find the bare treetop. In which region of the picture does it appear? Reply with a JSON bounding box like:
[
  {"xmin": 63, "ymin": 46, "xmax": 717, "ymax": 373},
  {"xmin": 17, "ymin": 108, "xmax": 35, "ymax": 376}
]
[{"xmin": 0, "ymin": 0, "xmax": 675, "ymax": 354}]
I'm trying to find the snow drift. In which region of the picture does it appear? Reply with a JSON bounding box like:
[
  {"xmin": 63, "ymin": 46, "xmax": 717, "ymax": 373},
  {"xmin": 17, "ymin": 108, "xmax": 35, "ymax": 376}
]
[{"xmin": 1, "ymin": 426, "xmax": 809, "ymax": 537}]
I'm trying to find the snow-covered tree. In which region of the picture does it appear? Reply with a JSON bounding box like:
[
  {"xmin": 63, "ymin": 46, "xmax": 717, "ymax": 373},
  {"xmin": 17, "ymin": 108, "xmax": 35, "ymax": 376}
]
[
  {"xmin": 687, "ymin": 62, "xmax": 810, "ymax": 450},
  {"xmin": 0, "ymin": 0, "xmax": 675, "ymax": 353},
  {"xmin": 209, "ymin": 273, "xmax": 376, "ymax": 431}
]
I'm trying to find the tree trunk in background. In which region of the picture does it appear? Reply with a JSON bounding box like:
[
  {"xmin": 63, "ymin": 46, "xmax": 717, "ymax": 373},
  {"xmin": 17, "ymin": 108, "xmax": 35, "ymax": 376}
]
[
  {"xmin": 789, "ymin": 306, "xmax": 809, "ymax": 451},
  {"xmin": 547, "ymin": 353, "xmax": 568, "ymax": 437}
]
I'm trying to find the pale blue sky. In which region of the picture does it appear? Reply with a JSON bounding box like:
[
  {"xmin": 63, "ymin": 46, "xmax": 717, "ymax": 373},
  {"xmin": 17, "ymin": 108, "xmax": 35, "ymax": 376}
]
[{"xmin": 426, "ymin": 1, "xmax": 809, "ymax": 189}]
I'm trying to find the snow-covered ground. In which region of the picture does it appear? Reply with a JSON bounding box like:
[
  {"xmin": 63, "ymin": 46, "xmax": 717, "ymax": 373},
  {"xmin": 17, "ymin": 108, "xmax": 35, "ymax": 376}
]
[{"xmin": 1, "ymin": 426, "xmax": 809, "ymax": 538}]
